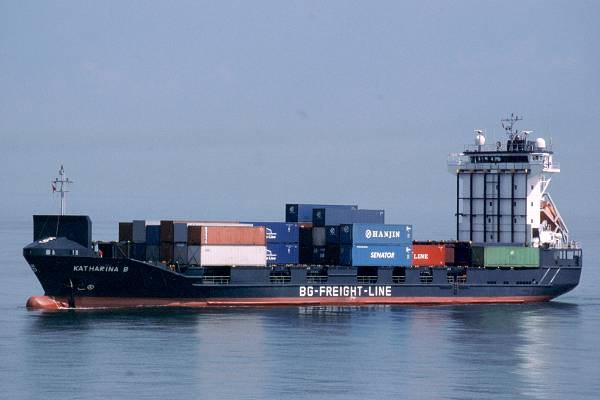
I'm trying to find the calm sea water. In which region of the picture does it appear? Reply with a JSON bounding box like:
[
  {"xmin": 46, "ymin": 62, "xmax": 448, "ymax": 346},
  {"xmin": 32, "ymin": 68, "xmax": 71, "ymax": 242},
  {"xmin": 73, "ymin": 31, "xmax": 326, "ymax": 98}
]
[{"xmin": 1, "ymin": 219, "xmax": 599, "ymax": 400}]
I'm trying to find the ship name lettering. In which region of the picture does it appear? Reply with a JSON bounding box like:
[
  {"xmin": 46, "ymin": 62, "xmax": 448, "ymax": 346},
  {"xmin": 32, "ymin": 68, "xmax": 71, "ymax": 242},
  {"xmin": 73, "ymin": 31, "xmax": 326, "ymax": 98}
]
[
  {"xmin": 299, "ymin": 285, "xmax": 391, "ymax": 297},
  {"xmin": 73, "ymin": 265, "xmax": 121, "ymax": 272}
]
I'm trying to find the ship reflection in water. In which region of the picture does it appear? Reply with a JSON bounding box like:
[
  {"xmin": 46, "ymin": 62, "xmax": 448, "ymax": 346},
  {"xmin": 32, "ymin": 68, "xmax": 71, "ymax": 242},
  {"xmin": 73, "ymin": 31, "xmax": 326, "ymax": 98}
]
[{"xmin": 20, "ymin": 302, "xmax": 597, "ymax": 400}]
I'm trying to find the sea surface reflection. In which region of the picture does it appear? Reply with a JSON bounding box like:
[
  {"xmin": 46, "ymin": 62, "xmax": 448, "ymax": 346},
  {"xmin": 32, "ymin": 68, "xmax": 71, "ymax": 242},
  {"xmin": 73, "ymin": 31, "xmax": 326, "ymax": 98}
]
[{"xmin": 13, "ymin": 302, "xmax": 596, "ymax": 400}]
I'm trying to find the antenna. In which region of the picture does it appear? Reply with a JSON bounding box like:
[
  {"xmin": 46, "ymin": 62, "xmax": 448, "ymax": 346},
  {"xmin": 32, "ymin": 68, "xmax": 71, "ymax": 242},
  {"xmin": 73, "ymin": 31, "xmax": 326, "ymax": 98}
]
[
  {"xmin": 501, "ymin": 113, "xmax": 523, "ymax": 139},
  {"xmin": 51, "ymin": 165, "xmax": 73, "ymax": 215}
]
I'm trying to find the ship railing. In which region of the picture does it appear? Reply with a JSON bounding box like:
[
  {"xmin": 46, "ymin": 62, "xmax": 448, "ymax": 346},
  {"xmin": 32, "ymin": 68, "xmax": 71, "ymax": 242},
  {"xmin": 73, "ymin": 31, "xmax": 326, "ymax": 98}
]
[
  {"xmin": 357, "ymin": 276, "xmax": 378, "ymax": 284},
  {"xmin": 306, "ymin": 275, "xmax": 328, "ymax": 284},
  {"xmin": 202, "ymin": 276, "xmax": 230, "ymax": 285}
]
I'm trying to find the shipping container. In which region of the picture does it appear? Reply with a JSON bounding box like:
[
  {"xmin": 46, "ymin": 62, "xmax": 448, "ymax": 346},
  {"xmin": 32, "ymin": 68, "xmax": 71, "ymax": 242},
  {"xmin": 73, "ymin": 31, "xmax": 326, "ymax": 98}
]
[
  {"xmin": 299, "ymin": 224, "xmax": 313, "ymax": 246},
  {"xmin": 146, "ymin": 245, "xmax": 160, "ymax": 261},
  {"xmin": 325, "ymin": 226, "xmax": 340, "ymax": 245},
  {"xmin": 187, "ymin": 245, "xmax": 201, "ymax": 264},
  {"xmin": 115, "ymin": 242, "xmax": 131, "ymax": 259},
  {"xmin": 34, "ymin": 215, "xmax": 92, "ymax": 248},
  {"xmin": 118, "ymin": 222, "xmax": 133, "ymax": 242},
  {"xmin": 472, "ymin": 246, "xmax": 540, "ymax": 268},
  {"xmin": 266, "ymin": 243, "xmax": 299, "ymax": 265},
  {"xmin": 312, "ymin": 227, "xmax": 326, "ymax": 246},
  {"xmin": 131, "ymin": 243, "xmax": 146, "ymax": 260},
  {"xmin": 173, "ymin": 243, "xmax": 188, "ymax": 264},
  {"xmin": 444, "ymin": 242, "xmax": 471, "ymax": 266},
  {"xmin": 188, "ymin": 223, "xmax": 253, "ymax": 244},
  {"xmin": 145, "ymin": 225, "xmax": 161, "ymax": 245},
  {"xmin": 412, "ymin": 244, "xmax": 446, "ymax": 267},
  {"xmin": 340, "ymin": 223, "xmax": 413, "ymax": 245},
  {"xmin": 313, "ymin": 208, "xmax": 385, "ymax": 227},
  {"xmin": 339, "ymin": 244, "xmax": 412, "ymax": 267},
  {"xmin": 160, "ymin": 242, "xmax": 173, "ymax": 262},
  {"xmin": 174, "ymin": 223, "xmax": 188, "ymax": 243},
  {"xmin": 201, "ymin": 226, "xmax": 266, "ymax": 245},
  {"xmin": 312, "ymin": 246, "xmax": 326, "ymax": 264},
  {"xmin": 286, "ymin": 204, "xmax": 358, "ymax": 223},
  {"xmin": 299, "ymin": 246, "xmax": 313, "ymax": 264},
  {"xmin": 132, "ymin": 220, "xmax": 146, "ymax": 243},
  {"xmin": 187, "ymin": 225, "xmax": 202, "ymax": 245},
  {"xmin": 160, "ymin": 220, "xmax": 174, "ymax": 242},
  {"xmin": 325, "ymin": 245, "xmax": 340, "ymax": 264},
  {"xmin": 200, "ymin": 245, "xmax": 266, "ymax": 267},
  {"xmin": 243, "ymin": 222, "xmax": 300, "ymax": 243}
]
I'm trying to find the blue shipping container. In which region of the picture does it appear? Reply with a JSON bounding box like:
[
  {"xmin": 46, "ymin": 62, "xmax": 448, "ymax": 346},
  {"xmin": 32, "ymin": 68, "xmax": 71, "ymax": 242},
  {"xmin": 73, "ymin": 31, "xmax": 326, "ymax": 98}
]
[
  {"xmin": 325, "ymin": 225, "xmax": 340, "ymax": 244},
  {"xmin": 131, "ymin": 243, "xmax": 146, "ymax": 261},
  {"xmin": 313, "ymin": 208, "xmax": 385, "ymax": 227},
  {"xmin": 145, "ymin": 225, "xmax": 161, "ymax": 245},
  {"xmin": 243, "ymin": 222, "xmax": 299, "ymax": 243},
  {"xmin": 286, "ymin": 204, "xmax": 357, "ymax": 223},
  {"xmin": 339, "ymin": 244, "xmax": 412, "ymax": 267},
  {"xmin": 266, "ymin": 243, "xmax": 299, "ymax": 265},
  {"xmin": 340, "ymin": 223, "xmax": 413, "ymax": 245}
]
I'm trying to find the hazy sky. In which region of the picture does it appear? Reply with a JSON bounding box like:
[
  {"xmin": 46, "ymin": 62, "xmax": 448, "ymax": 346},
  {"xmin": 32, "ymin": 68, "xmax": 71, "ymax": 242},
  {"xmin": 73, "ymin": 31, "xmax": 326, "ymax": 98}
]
[{"xmin": 1, "ymin": 1, "xmax": 599, "ymax": 240}]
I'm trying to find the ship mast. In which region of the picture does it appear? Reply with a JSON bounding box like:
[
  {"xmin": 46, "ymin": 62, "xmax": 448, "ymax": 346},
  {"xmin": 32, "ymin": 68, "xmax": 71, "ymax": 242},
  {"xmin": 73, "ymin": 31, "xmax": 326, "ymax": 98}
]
[{"xmin": 51, "ymin": 165, "xmax": 73, "ymax": 215}]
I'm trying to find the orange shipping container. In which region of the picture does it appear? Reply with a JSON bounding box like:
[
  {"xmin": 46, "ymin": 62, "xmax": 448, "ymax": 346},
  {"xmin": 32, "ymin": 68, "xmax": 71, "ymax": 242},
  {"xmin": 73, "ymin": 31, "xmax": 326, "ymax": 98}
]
[
  {"xmin": 201, "ymin": 226, "xmax": 266, "ymax": 245},
  {"xmin": 412, "ymin": 244, "xmax": 446, "ymax": 267}
]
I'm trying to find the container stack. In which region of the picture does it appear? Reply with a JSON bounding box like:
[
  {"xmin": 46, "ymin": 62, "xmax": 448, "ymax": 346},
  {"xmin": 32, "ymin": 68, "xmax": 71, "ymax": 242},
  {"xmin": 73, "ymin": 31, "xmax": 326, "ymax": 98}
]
[
  {"xmin": 131, "ymin": 220, "xmax": 147, "ymax": 260},
  {"xmin": 160, "ymin": 220, "xmax": 174, "ymax": 262},
  {"xmin": 145, "ymin": 224, "xmax": 160, "ymax": 261},
  {"xmin": 199, "ymin": 226, "xmax": 267, "ymax": 266},
  {"xmin": 311, "ymin": 208, "xmax": 385, "ymax": 265},
  {"xmin": 338, "ymin": 223, "xmax": 413, "ymax": 267},
  {"xmin": 244, "ymin": 222, "xmax": 299, "ymax": 265}
]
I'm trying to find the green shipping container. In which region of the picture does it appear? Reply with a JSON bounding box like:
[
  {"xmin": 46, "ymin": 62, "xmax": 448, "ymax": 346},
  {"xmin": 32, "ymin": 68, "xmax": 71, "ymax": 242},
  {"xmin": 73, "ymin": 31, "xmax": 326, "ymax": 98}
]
[{"xmin": 471, "ymin": 246, "xmax": 540, "ymax": 268}]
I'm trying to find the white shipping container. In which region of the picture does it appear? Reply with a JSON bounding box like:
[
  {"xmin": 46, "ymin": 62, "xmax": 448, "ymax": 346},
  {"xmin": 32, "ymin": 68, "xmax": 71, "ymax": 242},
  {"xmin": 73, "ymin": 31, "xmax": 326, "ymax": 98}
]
[
  {"xmin": 200, "ymin": 246, "xmax": 267, "ymax": 267},
  {"xmin": 187, "ymin": 245, "xmax": 201, "ymax": 265}
]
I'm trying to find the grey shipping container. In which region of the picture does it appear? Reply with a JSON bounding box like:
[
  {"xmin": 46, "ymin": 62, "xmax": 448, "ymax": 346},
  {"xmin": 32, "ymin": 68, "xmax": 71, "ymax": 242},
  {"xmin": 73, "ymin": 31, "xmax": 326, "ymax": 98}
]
[
  {"xmin": 187, "ymin": 245, "xmax": 201, "ymax": 265},
  {"xmin": 132, "ymin": 220, "xmax": 147, "ymax": 243},
  {"xmin": 312, "ymin": 208, "xmax": 385, "ymax": 227},
  {"xmin": 174, "ymin": 223, "xmax": 188, "ymax": 243},
  {"xmin": 173, "ymin": 243, "xmax": 188, "ymax": 263},
  {"xmin": 312, "ymin": 227, "xmax": 326, "ymax": 246}
]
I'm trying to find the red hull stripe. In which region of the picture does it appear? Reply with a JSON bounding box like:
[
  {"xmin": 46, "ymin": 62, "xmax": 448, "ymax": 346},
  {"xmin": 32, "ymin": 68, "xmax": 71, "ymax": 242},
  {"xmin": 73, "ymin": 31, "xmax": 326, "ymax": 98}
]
[{"xmin": 26, "ymin": 295, "xmax": 553, "ymax": 310}]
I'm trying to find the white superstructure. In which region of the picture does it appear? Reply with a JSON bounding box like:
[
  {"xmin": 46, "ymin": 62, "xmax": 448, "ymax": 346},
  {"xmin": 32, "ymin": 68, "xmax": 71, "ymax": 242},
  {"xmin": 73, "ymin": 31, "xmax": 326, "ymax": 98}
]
[{"xmin": 448, "ymin": 114, "xmax": 568, "ymax": 248}]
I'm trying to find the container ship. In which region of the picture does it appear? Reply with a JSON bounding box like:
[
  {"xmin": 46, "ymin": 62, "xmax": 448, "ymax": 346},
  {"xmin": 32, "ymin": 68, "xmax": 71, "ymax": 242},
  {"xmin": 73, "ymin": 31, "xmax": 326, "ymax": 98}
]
[{"xmin": 23, "ymin": 115, "xmax": 582, "ymax": 310}]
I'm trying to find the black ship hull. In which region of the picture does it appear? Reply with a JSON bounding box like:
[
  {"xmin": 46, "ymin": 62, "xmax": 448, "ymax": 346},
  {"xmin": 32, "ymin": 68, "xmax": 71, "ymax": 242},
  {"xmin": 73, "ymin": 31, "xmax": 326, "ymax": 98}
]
[{"xmin": 23, "ymin": 251, "xmax": 581, "ymax": 310}]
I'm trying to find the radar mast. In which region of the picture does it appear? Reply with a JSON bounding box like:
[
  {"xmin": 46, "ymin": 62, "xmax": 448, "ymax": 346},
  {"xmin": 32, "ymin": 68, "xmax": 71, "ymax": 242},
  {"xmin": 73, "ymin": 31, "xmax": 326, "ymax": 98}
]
[{"xmin": 51, "ymin": 165, "xmax": 73, "ymax": 215}]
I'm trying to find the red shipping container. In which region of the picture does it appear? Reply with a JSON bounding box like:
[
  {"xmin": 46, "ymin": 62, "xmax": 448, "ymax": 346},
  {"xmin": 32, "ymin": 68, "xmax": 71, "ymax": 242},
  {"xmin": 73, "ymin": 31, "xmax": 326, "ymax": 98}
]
[
  {"xmin": 160, "ymin": 220, "xmax": 174, "ymax": 242},
  {"xmin": 201, "ymin": 226, "xmax": 266, "ymax": 245},
  {"xmin": 412, "ymin": 244, "xmax": 446, "ymax": 267}
]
